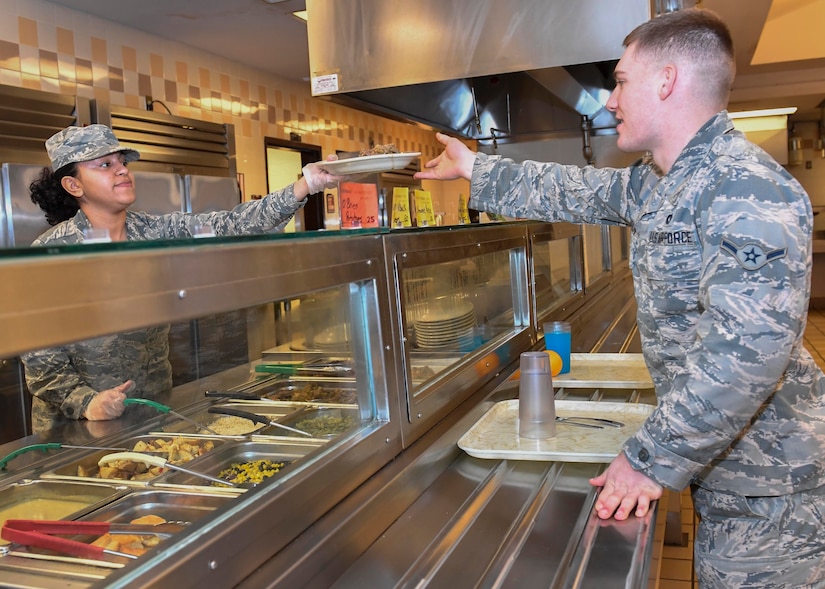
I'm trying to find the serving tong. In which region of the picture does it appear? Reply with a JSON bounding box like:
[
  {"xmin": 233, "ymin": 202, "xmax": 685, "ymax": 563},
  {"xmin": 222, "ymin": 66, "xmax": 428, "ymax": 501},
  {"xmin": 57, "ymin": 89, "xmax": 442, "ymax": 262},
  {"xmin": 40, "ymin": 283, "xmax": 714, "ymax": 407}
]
[{"xmin": 1, "ymin": 518, "xmax": 187, "ymax": 561}]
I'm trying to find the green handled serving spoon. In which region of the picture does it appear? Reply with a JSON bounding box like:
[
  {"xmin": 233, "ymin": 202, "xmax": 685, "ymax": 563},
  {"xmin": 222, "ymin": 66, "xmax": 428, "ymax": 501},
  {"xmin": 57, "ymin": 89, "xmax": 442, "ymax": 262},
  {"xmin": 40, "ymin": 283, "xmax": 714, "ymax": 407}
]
[
  {"xmin": 254, "ymin": 363, "xmax": 352, "ymax": 376},
  {"xmin": 123, "ymin": 398, "xmax": 220, "ymax": 436},
  {"xmin": 0, "ymin": 443, "xmax": 127, "ymax": 471}
]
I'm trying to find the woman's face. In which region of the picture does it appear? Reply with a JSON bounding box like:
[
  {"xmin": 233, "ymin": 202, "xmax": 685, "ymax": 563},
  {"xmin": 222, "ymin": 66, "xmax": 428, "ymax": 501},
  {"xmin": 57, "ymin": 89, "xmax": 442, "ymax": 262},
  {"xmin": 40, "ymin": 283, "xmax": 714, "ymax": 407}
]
[{"xmin": 64, "ymin": 152, "xmax": 136, "ymax": 214}]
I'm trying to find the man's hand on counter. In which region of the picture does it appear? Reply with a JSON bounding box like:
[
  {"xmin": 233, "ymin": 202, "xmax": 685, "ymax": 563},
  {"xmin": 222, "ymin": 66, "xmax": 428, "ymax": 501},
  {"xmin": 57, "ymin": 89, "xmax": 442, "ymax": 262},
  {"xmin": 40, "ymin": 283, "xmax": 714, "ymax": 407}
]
[{"xmin": 589, "ymin": 452, "xmax": 663, "ymax": 520}]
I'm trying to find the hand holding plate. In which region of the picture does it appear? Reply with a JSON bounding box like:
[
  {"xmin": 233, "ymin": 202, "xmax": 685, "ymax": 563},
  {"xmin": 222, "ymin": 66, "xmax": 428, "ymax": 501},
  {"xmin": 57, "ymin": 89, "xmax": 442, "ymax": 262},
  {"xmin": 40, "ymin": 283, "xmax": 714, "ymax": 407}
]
[{"xmin": 302, "ymin": 155, "xmax": 346, "ymax": 193}]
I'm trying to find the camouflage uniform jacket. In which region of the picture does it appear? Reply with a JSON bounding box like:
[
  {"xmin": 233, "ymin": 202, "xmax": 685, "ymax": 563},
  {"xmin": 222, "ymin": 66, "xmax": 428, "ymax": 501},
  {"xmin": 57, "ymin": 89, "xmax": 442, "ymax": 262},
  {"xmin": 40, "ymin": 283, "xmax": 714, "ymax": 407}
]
[
  {"xmin": 24, "ymin": 185, "xmax": 305, "ymax": 432},
  {"xmin": 471, "ymin": 111, "xmax": 825, "ymax": 496}
]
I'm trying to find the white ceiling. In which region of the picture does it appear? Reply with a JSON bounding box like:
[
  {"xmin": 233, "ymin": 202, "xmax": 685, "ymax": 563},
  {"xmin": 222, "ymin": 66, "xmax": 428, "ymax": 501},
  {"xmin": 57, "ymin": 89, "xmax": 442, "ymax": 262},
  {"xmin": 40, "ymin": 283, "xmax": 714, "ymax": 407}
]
[{"xmin": 49, "ymin": 0, "xmax": 825, "ymax": 124}]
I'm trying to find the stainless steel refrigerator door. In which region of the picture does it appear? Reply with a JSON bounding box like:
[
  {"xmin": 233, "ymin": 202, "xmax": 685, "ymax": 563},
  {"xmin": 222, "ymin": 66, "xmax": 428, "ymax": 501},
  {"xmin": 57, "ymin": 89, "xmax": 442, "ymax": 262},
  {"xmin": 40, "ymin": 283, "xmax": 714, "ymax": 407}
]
[
  {"xmin": 132, "ymin": 170, "xmax": 186, "ymax": 214},
  {"xmin": 183, "ymin": 174, "xmax": 241, "ymax": 213},
  {"xmin": 1, "ymin": 163, "xmax": 51, "ymax": 247},
  {"xmin": 179, "ymin": 174, "xmax": 247, "ymax": 384}
]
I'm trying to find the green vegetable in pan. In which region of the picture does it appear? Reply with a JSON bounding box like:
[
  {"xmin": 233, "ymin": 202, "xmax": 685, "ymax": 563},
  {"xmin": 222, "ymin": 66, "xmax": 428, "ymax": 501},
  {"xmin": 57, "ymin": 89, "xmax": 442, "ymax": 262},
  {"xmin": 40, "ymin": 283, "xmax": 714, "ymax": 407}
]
[
  {"xmin": 214, "ymin": 459, "xmax": 287, "ymax": 486},
  {"xmin": 294, "ymin": 414, "xmax": 357, "ymax": 437}
]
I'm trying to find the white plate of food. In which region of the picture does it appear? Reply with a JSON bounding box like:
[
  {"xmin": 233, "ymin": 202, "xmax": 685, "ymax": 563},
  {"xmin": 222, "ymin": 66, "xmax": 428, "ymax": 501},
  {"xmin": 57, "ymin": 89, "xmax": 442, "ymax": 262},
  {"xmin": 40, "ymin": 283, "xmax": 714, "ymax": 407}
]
[{"xmin": 318, "ymin": 152, "xmax": 421, "ymax": 175}]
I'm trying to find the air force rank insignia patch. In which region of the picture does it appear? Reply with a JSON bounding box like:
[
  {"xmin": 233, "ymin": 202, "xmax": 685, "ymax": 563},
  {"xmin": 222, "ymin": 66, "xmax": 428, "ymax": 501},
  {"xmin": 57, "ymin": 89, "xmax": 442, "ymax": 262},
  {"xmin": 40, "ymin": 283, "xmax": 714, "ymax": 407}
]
[{"xmin": 720, "ymin": 238, "xmax": 786, "ymax": 271}]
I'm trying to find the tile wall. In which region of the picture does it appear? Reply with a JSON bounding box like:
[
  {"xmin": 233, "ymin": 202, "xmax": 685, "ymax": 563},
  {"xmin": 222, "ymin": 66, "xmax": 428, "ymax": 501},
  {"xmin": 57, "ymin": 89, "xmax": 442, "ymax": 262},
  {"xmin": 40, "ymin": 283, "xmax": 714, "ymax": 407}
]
[{"xmin": 0, "ymin": 0, "xmax": 458, "ymax": 206}]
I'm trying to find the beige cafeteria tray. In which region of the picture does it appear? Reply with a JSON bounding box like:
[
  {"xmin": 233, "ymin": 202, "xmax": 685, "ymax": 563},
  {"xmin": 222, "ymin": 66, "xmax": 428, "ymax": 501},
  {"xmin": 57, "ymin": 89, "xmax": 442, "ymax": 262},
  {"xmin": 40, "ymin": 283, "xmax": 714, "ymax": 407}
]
[
  {"xmin": 458, "ymin": 400, "xmax": 654, "ymax": 463},
  {"xmin": 552, "ymin": 353, "xmax": 653, "ymax": 389}
]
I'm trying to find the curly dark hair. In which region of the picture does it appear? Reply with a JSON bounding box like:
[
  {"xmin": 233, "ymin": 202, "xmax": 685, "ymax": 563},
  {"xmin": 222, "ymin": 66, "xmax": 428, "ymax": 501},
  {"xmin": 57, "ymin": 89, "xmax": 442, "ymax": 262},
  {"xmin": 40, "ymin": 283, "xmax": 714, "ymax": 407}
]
[{"xmin": 29, "ymin": 164, "xmax": 80, "ymax": 226}]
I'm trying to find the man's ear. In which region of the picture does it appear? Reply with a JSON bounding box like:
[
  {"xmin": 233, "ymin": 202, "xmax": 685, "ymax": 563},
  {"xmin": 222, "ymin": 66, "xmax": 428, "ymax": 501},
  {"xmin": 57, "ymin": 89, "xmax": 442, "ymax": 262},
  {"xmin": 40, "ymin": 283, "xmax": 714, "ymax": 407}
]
[
  {"xmin": 60, "ymin": 175, "xmax": 83, "ymax": 198},
  {"xmin": 658, "ymin": 64, "xmax": 677, "ymax": 100}
]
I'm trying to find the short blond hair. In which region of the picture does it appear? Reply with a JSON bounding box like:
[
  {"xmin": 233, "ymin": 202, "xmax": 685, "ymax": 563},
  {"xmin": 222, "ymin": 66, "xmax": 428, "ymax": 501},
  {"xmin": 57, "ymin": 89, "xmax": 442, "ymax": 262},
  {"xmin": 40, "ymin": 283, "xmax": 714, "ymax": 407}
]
[{"xmin": 625, "ymin": 9, "xmax": 735, "ymax": 108}]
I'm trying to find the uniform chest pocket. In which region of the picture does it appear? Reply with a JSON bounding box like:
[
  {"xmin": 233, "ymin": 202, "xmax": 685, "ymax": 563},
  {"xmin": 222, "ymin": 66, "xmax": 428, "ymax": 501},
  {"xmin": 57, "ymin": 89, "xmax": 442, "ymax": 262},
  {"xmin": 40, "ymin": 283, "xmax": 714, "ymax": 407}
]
[{"xmin": 636, "ymin": 232, "xmax": 703, "ymax": 316}]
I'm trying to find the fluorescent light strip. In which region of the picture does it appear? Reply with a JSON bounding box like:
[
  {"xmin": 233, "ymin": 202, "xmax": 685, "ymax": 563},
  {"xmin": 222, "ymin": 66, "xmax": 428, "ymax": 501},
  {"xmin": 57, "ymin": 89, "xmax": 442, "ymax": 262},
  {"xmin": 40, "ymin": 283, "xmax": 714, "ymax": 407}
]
[{"xmin": 729, "ymin": 107, "xmax": 797, "ymax": 119}]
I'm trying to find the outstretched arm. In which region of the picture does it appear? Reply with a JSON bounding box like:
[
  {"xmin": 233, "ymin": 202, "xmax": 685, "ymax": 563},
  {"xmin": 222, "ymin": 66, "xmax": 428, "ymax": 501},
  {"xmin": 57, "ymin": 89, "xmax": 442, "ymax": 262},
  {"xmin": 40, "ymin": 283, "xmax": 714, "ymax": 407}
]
[
  {"xmin": 414, "ymin": 132, "xmax": 476, "ymax": 181},
  {"xmin": 296, "ymin": 155, "xmax": 347, "ymax": 201}
]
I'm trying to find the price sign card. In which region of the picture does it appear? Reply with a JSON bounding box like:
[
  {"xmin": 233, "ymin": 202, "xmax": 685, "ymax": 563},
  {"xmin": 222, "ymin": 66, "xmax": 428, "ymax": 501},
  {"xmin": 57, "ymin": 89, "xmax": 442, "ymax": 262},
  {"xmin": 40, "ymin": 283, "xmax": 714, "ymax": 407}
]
[
  {"xmin": 391, "ymin": 187, "xmax": 412, "ymax": 228},
  {"xmin": 413, "ymin": 189, "xmax": 436, "ymax": 227},
  {"xmin": 458, "ymin": 193, "xmax": 471, "ymax": 224},
  {"xmin": 339, "ymin": 182, "xmax": 379, "ymax": 229}
]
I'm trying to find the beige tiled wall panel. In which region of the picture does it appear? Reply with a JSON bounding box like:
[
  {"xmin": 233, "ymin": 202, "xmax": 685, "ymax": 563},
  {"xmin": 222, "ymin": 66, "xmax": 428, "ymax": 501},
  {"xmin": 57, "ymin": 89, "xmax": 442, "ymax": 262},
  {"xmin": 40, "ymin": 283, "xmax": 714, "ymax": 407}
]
[{"xmin": 0, "ymin": 0, "xmax": 462, "ymax": 203}]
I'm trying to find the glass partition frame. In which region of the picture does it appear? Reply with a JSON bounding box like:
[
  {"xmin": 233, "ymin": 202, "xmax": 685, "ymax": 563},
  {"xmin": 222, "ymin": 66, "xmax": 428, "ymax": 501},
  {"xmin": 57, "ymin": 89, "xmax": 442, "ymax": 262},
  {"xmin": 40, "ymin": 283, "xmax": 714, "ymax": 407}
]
[
  {"xmin": 528, "ymin": 222, "xmax": 585, "ymax": 329},
  {"xmin": 0, "ymin": 229, "xmax": 405, "ymax": 588},
  {"xmin": 383, "ymin": 223, "xmax": 533, "ymax": 447}
]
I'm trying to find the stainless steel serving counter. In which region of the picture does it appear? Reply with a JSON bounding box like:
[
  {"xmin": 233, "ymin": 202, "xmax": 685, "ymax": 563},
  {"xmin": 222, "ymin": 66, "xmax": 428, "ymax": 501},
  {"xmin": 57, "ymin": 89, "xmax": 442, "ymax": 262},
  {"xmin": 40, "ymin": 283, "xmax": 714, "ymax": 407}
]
[
  {"xmin": 240, "ymin": 333, "xmax": 660, "ymax": 589},
  {"xmin": 0, "ymin": 221, "xmax": 657, "ymax": 588}
]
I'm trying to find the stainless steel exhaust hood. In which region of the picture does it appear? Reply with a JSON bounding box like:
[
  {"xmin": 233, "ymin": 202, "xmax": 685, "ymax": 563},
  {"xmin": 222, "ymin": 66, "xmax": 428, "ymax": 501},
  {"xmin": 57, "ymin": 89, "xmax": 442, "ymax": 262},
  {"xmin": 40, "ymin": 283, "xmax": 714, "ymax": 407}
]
[{"xmin": 306, "ymin": 0, "xmax": 653, "ymax": 141}]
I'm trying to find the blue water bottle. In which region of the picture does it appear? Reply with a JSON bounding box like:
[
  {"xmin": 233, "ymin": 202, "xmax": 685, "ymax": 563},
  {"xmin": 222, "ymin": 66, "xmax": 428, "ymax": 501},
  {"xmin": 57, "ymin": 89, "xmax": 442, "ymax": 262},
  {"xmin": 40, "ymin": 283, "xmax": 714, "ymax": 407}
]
[{"xmin": 543, "ymin": 321, "xmax": 571, "ymax": 374}]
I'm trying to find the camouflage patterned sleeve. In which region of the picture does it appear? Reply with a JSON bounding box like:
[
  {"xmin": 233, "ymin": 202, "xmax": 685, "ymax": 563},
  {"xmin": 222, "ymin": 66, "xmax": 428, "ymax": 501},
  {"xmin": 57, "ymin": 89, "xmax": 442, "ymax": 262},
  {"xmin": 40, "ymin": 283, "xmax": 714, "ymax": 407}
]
[
  {"xmin": 128, "ymin": 183, "xmax": 305, "ymax": 239},
  {"xmin": 468, "ymin": 152, "xmax": 645, "ymax": 226},
  {"xmin": 623, "ymin": 160, "xmax": 815, "ymax": 493},
  {"xmin": 192, "ymin": 183, "xmax": 305, "ymax": 236},
  {"xmin": 21, "ymin": 346, "xmax": 98, "ymax": 421}
]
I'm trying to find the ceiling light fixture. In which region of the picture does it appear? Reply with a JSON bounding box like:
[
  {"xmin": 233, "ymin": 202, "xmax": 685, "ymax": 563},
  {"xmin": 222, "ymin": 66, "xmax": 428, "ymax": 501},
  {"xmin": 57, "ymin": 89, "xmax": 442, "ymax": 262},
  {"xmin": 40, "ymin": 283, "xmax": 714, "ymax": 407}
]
[{"xmin": 729, "ymin": 107, "xmax": 798, "ymax": 119}]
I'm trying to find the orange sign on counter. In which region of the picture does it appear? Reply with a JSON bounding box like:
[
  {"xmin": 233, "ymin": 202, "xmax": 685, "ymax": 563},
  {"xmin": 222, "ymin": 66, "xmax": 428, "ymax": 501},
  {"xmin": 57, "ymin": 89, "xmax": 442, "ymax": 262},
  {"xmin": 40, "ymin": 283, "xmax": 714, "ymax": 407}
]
[{"xmin": 339, "ymin": 182, "xmax": 379, "ymax": 229}]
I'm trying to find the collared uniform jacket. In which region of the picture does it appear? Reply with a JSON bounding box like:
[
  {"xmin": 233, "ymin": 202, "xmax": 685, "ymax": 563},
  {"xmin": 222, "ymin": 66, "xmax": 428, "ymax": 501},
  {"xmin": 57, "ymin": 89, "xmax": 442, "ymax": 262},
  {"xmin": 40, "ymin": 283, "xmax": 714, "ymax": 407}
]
[
  {"xmin": 24, "ymin": 186, "xmax": 305, "ymax": 432},
  {"xmin": 471, "ymin": 111, "xmax": 825, "ymax": 496}
]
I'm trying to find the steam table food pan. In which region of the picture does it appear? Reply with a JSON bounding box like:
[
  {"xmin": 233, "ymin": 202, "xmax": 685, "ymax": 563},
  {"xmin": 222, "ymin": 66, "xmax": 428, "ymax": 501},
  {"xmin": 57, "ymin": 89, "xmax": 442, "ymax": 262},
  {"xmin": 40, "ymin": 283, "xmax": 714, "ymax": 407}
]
[
  {"xmin": 80, "ymin": 489, "xmax": 232, "ymax": 525},
  {"xmin": 278, "ymin": 406, "xmax": 362, "ymax": 439},
  {"xmin": 158, "ymin": 402, "xmax": 306, "ymax": 436},
  {"xmin": 156, "ymin": 440, "xmax": 323, "ymax": 490},
  {"xmin": 42, "ymin": 435, "xmax": 225, "ymax": 486},
  {"xmin": 0, "ymin": 479, "xmax": 125, "ymax": 541},
  {"xmin": 250, "ymin": 377, "xmax": 358, "ymax": 405}
]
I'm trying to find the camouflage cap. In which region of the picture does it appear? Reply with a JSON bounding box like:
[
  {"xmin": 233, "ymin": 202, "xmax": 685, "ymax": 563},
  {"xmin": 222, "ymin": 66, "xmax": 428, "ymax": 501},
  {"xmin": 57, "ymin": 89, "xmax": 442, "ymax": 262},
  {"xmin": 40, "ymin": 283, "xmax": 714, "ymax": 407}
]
[{"xmin": 46, "ymin": 124, "xmax": 140, "ymax": 171}]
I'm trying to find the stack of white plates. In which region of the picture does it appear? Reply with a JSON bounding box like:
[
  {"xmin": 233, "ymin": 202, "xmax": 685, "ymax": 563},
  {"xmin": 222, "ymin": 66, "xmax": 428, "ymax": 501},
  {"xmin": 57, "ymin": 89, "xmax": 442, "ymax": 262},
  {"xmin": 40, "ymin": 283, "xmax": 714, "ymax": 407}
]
[
  {"xmin": 313, "ymin": 323, "xmax": 351, "ymax": 352},
  {"xmin": 414, "ymin": 300, "xmax": 475, "ymax": 350}
]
